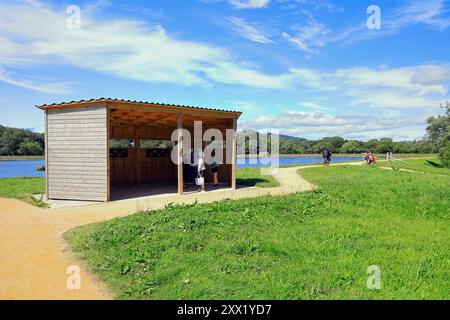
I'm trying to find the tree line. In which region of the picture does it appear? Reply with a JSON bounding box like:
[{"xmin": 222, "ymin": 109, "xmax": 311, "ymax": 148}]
[
  {"xmin": 0, "ymin": 125, "xmax": 45, "ymax": 156},
  {"xmin": 238, "ymin": 131, "xmax": 436, "ymax": 155}
]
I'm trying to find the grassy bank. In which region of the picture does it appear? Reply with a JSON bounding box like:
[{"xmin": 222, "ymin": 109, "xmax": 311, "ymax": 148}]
[
  {"xmin": 64, "ymin": 161, "xmax": 449, "ymax": 299},
  {"xmin": 383, "ymin": 157, "xmax": 449, "ymax": 176},
  {"xmin": 238, "ymin": 153, "xmax": 436, "ymax": 159},
  {"xmin": 0, "ymin": 177, "xmax": 45, "ymax": 205}
]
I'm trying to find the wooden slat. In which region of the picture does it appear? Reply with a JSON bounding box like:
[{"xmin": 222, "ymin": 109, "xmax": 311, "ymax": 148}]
[
  {"xmin": 177, "ymin": 112, "xmax": 183, "ymax": 195},
  {"xmin": 49, "ymin": 192, "xmax": 106, "ymax": 202},
  {"xmin": 45, "ymin": 110, "xmax": 49, "ymax": 199},
  {"xmin": 231, "ymin": 117, "xmax": 237, "ymax": 190},
  {"xmin": 47, "ymin": 106, "xmax": 108, "ymax": 201},
  {"xmin": 107, "ymin": 106, "xmax": 111, "ymax": 201}
]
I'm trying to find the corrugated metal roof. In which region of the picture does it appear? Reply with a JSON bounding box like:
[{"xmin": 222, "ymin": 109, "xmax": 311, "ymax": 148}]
[{"xmin": 36, "ymin": 98, "xmax": 241, "ymax": 114}]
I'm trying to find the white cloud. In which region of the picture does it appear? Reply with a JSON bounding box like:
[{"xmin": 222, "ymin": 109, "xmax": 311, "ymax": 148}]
[
  {"xmin": 282, "ymin": 0, "xmax": 450, "ymax": 52},
  {"xmin": 239, "ymin": 63, "xmax": 450, "ymax": 139},
  {"xmin": 240, "ymin": 110, "xmax": 426, "ymax": 140},
  {"xmin": 291, "ymin": 64, "xmax": 450, "ymax": 110},
  {"xmin": 0, "ymin": 1, "xmax": 293, "ymax": 92},
  {"xmin": 0, "ymin": 1, "xmax": 447, "ymax": 117},
  {"xmin": 226, "ymin": 17, "xmax": 274, "ymax": 44},
  {"xmin": 229, "ymin": 0, "xmax": 270, "ymax": 9},
  {"xmin": 282, "ymin": 19, "xmax": 329, "ymax": 53}
]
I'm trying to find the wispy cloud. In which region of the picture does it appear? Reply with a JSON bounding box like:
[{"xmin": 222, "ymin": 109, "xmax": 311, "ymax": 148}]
[
  {"xmin": 300, "ymin": 101, "xmax": 332, "ymax": 112},
  {"xmin": 291, "ymin": 64, "xmax": 450, "ymax": 110},
  {"xmin": 0, "ymin": 0, "xmax": 448, "ymax": 119},
  {"xmin": 333, "ymin": 0, "xmax": 450, "ymax": 45},
  {"xmin": 241, "ymin": 63, "xmax": 450, "ymax": 139},
  {"xmin": 0, "ymin": 1, "xmax": 293, "ymax": 91},
  {"xmin": 389, "ymin": 0, "xmax": 450, "ymax": 30},
  {"xmin": 280, "ymin": 0, "xmax": 450, "ymax": 53},
  {"xmin": 0, "ymin": 67, "xmax": 70, "ymax": 94},
  {"xmin": 277, "ymin": 0, "xmax": 343, "ymax": 13},
  {"xmin": 229, "ymin": 0, "xmax": 271, "ymax": 9},
  {"xmin": 240, "ymin": 110, "xmax": 426, "ymax": 139},
  {"xmin": 282, "ymin": 19, "xmax": 329, "ymax": 53},
  {"xmin": 226, "ymin": 17, "xmax": 274, "ymax": 44}
]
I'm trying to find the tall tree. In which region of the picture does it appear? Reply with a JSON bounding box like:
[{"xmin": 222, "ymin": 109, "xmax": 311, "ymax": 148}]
[{"xmin": 426, "ymin": 102, "xmax": 450, "ymax": 167}]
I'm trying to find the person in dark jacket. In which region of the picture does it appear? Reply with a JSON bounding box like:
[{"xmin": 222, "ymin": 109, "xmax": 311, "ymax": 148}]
[{"xmin": 322, "ymin": 148, "xmax": 332, "ymax": 166}]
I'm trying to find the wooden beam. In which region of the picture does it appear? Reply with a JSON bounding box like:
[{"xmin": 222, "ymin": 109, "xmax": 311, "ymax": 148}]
[
  {"xmin": 177, "ymin": 112, "xmax": 184, "ymax": 195},
  {"xmin": 106, "ymin": 106, "xmax": 111, "ymax": 202},
  {"xmin": 231, "ymin": 117, "xmax": 237, "ymax": 190},
  {"xmin": 45, "ymin": 110, "xmax": 49, "ymax": 200},
  {"xmin": 134, "ymin": 126, "xmax": 140, "ymax": 187},
  {"xmin": 109, "ymin": 102, "xmax": 239, "ymax": 119}
]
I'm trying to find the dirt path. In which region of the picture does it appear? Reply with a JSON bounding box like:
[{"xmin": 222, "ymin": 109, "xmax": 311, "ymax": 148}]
[
  {"xmin": 0, "ymin": 162, "xmax": 354, "ymax": 300},
  {"xmin": 378, "ymin": 166, "xmax": 448, "ymax": 177}
]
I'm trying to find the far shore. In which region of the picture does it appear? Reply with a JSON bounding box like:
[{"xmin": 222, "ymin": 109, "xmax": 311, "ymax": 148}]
[
  {"xmin": 238, "ymin": 153, "xmax": 436, "ymax": 159},
  {"xmin": 0, "ymin": 154, "xmax": 436, "ymax": 161},
  {"xmin": 0, "ymin": 156, "xmax": 45, "ymax": 161}
]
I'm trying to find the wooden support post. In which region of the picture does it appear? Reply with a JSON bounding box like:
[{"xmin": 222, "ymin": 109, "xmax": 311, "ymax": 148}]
[
  {"xmin": 177, "ymin": 112, "xmax": 184, "ymax": 195},
  {"xmin": 134, "ymin": 126, "xmax": 140, "ymax": 187},
  {"xmin": 231, "ymin": 117, "xmax": 237, "ymax": 190},
  {"xmin": 106, "ymin": 107, "xmax": 111, "ymax": 202},
  {"xmin": 44, "ymin": 110, "xmax": 49, "ymax": 200}
]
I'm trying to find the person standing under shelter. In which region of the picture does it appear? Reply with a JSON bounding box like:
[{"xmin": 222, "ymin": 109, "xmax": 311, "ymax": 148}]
[
  {"xmin": 210, "ymin": 151, "xmax": 221, "ymax": 187},
  {"xmin": 197, "ymin": 150, "xmax": 206, "ymax": 192}
]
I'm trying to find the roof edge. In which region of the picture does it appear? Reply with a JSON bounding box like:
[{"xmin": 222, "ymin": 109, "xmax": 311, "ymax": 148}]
[{"xmin": 36, "ymin": 98, "xmax": 242, "ymax": 116}]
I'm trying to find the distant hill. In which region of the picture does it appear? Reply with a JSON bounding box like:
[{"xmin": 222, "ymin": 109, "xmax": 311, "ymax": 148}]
[
  {"xmin": 238, "ymin": 130, "xmax": 304, "ymax": 141},
  {"xmin": 277, "ymin": 134, "xmax": 305, "ymax": 141}
]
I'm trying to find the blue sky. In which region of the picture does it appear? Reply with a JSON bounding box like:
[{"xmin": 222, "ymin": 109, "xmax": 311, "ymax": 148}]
[{"xmin": 0, "ymin": 0, "xmax": 449, "ymax": 140}]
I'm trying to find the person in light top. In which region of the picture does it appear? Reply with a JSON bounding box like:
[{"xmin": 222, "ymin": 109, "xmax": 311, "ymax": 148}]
[{"xmin": 197, "ymin": 150, "xmax": 206, "ymax": 192}]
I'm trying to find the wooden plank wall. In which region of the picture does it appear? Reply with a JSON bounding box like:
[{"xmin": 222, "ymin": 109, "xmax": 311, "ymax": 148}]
[
  {"xmin": 110, "ymin": 125, "xmax": 177, "ymax": 187},
  {"xmin": 110, "ymin": 125, "xmax": 231, "ymax": 188},
  {"xmin": 47, "ymin": 106, "xmax": 108, "ymax": 201}
]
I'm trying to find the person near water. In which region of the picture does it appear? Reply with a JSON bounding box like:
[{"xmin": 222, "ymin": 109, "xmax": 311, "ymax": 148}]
[
  {"xmin": 364, "ymin": 152, "xmax": 371, "ymax": 165},
  {"xmin": 322, "ymin": 148, "xmax": 332, "ymax": 166},
  {"xmin": 210, "ymin": 151, "xmax": 221, "ymax": 187},
  {"xmin": 368, "ymin": 153, "xmax": 377, "ymax": 165},
  {"xmin": 387, "ymin": 151, "xmax": 393, "ymax": 160}
]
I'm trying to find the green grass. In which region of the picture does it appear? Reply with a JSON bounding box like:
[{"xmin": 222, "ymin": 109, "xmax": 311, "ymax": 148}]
[
  {"xmin": 236, "ymin": 167, "xmax": 279, "ymax": 187},
  {"xmin": 64, "ymin": 163, "xmax": 449, "ymax": 300},
  {"xmin": 239, "ymin": 153, "xmax": 436, "ymax": 159},
  {"xmin": 0, "ymin": 155, "xmax": 44, "ymax": 161},
  {"xmin": 0, "ymin": 177, "xmax": 46, "ymax": 206},
  {"xmin": 383, "ymin": 157, "xmax": 450, "ymax": 176}
]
